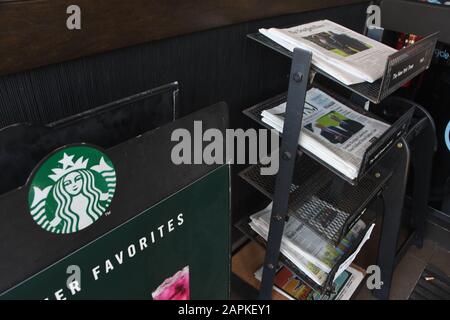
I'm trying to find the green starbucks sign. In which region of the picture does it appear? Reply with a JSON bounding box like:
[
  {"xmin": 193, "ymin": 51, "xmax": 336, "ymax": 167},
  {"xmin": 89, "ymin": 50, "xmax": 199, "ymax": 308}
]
[
  {"xmin": 0, "ymin": 102, "xmax": 230, "ymax": 300},
  {"xmin": 28, "ymin": 145, "xmax": 116, "ymax": 234},
  {"xmin": 1, "ymin": 149, "xmax": 229, "ymax": 300}
]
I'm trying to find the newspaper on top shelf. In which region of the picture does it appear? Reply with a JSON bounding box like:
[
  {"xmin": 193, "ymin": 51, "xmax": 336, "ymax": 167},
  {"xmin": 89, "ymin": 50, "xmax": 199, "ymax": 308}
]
[
  {"xmin": 261, "ymin": 87, "xmax": 390, "ymax": 180},
  {"xmin": 259, "ymin": 20, "xmax": 397, "ymax": 85},
  {"xmin": 254, "ymin": 263, "xmax": 364, "ymax": 300},
  {"xmin": 249, "ymin": 203, "xmax": 374, "ymax": 286}
]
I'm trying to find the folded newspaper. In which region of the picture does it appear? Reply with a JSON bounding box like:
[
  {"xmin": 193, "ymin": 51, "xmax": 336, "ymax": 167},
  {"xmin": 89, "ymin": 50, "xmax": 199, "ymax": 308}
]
[
  {"xmin": 254, "ymin": 264, "xmax": 364, "ymax": 300},
  {"xmin": 259, "ymin": 20, "xmax": 396, "ymax": 85},
  {"xmin": 250, "ymin": 203, "xmax": 374, "ymax": 286},
  {"xmin": 262, "ymin": 87, "xmax": 390, "ymax": 180}
]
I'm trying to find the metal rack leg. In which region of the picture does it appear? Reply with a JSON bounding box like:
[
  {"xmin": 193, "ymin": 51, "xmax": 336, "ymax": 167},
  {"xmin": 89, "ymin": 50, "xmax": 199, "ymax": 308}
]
[
  {"xmin": 373, "ymin": 138, "xmax": 411, "ymax": 300},
  {"xmin": 259, "ymin": 48, "xmax": 312, "ymax": 300},
  {"xmin": 410, "ymin": 119, "xmax": 436, "ymax": 248}
]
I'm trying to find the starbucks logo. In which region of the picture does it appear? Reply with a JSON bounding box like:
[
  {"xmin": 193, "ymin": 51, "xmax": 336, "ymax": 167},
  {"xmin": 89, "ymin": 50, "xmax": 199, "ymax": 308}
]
[{"xmin": 28, "ymin": 145, "xmax": 116, "ymax": 234}]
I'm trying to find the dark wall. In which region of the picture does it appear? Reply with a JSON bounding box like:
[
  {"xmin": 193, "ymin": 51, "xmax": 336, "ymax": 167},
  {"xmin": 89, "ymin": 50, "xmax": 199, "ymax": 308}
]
[
  {"xmin": 0, "ymin": 3, "xmax": 369, "ymax": 242},
  {"xmin": 0, "ymin": 0, "xmax": 366, "ymax": 76}
]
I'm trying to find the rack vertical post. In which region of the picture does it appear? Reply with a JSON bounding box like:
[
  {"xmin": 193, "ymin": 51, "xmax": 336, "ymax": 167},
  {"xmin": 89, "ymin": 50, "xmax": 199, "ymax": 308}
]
[
  {"xmin": 374, "ymin": 137, "xmax": 411, "ymax": 299},
  {"xmin": 410, "ymin": 116, "xmax": 436, "ymax": 247},
  {"xmin": 259, "ymin": 48, "xmax": 312, "ymax": 300}
]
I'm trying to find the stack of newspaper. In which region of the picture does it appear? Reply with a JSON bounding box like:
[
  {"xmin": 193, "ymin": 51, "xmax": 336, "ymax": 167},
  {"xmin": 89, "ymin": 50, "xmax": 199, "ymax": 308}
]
[
  {"xmin": 259, "ymin": 20, "xmax": 397, "ymax": 85},
  {"xmin": 254, "ymin": 264, "xmax": 364, "ymax": 300},
  {"xmin": 249, "ymin": 203, "xmax": 374, "ymax": 286},
  {"xmin": 261, "ymin": 87, "xmax": 390, "ymax": 180}
]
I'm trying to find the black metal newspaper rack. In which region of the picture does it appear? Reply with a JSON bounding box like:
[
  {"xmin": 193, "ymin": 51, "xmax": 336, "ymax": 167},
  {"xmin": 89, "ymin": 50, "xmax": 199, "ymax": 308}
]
[
  {"xmin": 247, "ymin": 32, "xmax": 439, "ymax": 103},
  {"xmin": 239, "ymin": 30, "xmax": 439, "ymax": 299}
]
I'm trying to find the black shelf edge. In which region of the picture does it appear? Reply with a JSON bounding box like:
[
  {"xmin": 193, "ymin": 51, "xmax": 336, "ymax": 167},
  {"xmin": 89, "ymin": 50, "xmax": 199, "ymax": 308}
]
[
  {"xmin": 378, "ymin": 32, "xmax": 439, "ymax": 101},
  {"xmin": 238, "ymin": 154, "xmax": 390, "ymax": 245},
  {"xmin": 235, "ymin": 213, "xmax": 375, "ymax": 296},
  {"xmin": 243, "ymin": 90, "xmax": 412, "ymax": 185},
  {"xmin": 247, "ymin": 31, "xmax": 439, "ymax": 104}
]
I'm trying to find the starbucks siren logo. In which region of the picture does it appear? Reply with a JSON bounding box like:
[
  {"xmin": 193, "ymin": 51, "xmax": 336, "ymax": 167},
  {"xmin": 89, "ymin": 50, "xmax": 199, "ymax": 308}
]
[{"xmin": 28, "ymin": 145, "xmax": 116, "ymax": 234}]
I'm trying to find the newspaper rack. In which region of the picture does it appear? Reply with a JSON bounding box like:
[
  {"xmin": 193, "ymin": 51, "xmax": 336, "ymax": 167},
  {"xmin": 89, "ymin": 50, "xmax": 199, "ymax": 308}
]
[
  {"xmin": 247, "ymin": 31, "xmax": 439, "ymax": 104},
  {"xmin": 239, "ymin": 27, "xmax": 438, "ymax": 300}
]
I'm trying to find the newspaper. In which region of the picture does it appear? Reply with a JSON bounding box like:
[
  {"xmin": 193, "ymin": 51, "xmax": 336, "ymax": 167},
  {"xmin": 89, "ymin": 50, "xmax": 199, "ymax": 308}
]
[
  {"xmin": 249, "ymin": 219, "xmax": 329, "ymax": 285},
  {"xmin": 250, "ymin": 203, "xmax": 375, "ymax": 286},
  {"xmin": 261, "ymin": 88, "xmax": 390, "ymax": 180},
  {"xmin": 260, "ymin": 20, "xmax": 396, "ymax": 85},
  {"xmin": 254, "ymin": 264, "xmax": 364, "ymax": 300},
  {"xmin": 251, "ymin": 202, "xmax": 364, "ymax": 273}
]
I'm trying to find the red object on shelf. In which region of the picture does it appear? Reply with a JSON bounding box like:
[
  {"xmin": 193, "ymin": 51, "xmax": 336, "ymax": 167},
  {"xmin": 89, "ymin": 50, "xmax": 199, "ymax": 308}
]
[{"xmin": 395, "ymin": 33, "xmax": 424, "ymax": 88}]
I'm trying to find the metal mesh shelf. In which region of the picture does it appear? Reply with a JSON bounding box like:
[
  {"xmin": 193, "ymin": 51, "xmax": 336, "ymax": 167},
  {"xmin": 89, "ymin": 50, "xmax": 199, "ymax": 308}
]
[
  {"xmin": 243, "ymin": 91, "xmax": 412, "ymax": 185},
  {"xmin": 239, "ymin": 156, "xmax": 390, "ymax": 244},
  {"xmin": 248, "ymin": 31, "xmax": 438, "ymax": 104},
  {"xmin": 236, "ymin": 210, "xmax": 376, "ymax": 295}
]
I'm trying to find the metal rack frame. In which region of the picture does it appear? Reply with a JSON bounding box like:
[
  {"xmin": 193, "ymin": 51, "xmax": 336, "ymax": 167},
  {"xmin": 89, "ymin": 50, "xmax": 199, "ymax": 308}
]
[
  {"xmin": 243, "ymin": 29, "xmax": 438, "ymax": 299},
  {"xmin": 258, "ymin": 48, "xmax": 312, "ymax": 298}
]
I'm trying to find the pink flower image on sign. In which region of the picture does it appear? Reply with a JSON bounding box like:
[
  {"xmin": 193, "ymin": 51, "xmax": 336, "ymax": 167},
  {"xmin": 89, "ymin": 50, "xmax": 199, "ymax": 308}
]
[{"xmin": 152, "ymin": 266, "xmax": 190, "ymax": 300}]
